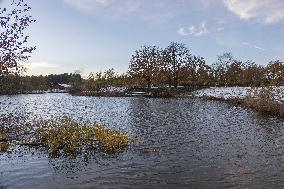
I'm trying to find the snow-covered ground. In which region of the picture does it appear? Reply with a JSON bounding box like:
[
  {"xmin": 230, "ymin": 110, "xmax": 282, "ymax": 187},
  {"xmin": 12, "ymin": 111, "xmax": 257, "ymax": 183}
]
[
  {"xmin": 99, "ymin": 87, "xmax": 127, "ymax": 93},
  {"xmin": 193, "ymin": 86, "xmax": 284, "ymax": 102}
]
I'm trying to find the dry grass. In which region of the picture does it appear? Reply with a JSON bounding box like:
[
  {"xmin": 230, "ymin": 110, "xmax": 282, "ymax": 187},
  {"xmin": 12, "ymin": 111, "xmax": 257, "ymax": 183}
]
[
  {"xmin": 197, "ymin": 86, "xmax": 284, "ymax": 119},
  {"xmin": 244, "ymin": 87, "xmax": 283, "ymax": 117}
]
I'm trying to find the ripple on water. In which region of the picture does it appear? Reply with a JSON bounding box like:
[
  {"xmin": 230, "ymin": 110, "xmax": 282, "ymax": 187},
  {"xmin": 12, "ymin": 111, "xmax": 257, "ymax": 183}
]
[{"xmin": 0, "ymin": 94, "xmax": 284, "ymax": 188}]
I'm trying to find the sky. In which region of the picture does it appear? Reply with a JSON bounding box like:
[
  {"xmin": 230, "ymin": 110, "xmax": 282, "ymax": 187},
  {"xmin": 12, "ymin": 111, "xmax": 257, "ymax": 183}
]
[{"xmin": 2, "ymin": 0, "xmax": 284, "ymax": 75}]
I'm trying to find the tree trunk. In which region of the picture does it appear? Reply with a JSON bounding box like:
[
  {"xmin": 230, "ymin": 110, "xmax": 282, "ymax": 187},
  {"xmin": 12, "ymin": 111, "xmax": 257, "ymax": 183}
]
[
  {"xmin": 173, "ymin": 66, "xmax": 180, "ymax": 89},
  {"xmin": 280, "ymin": 102, "xmax": 284, "ymax": 119},
  {"xmin": 146, "ymin": 77, "xmax": 151, "ymax": 89},
  {"xmin": 174, "ymin": 72, "xmax": 178, "ymax": 89},
  {"xmin": 168, "ymin": 75, "xmax": 172, "ymax": 88}
]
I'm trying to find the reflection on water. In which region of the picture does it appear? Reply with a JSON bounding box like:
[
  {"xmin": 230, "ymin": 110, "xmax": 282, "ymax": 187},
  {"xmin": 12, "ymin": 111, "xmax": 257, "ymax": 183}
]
[{"xmin": 1, "ymin": 93, "xmax": 284, "ymax": 188}]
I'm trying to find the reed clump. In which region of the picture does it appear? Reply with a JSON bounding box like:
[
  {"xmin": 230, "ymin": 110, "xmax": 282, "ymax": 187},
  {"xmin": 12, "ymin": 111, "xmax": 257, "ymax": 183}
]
[
  {"xmin": 0, "ymin": 142, "xmax": 9, "ymax": 152},
  {"xmin": 0, "ymin": 114, "xmax": 137, "ymax": 156},
  {"xmin": 35, "ymin": 116, "xmax": 136, "ymax": 156},
  {"xmin": 94, "ymin": 124, "xmax": 134, "ymax": 153},
  {"xmin": 244, "ymin": 87, "xmax": 283, "ymax": 117},
  {"xmin": 0, "ymin": 128, "xmax": 9, "ymax": 152}
]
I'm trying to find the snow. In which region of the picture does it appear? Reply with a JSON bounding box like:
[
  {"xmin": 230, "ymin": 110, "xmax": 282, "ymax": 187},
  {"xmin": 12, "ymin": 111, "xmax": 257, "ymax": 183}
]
[
  {"xmin": 99, "ymin": 87, "xmax": 126, "ymax": 93},
  {"xmin": 193, "ymin": 86, "xmax": 284, "ymax": 102},
  {"xmin": 58, "ymin": 84, "xmax": 71, "ymax": 88}
]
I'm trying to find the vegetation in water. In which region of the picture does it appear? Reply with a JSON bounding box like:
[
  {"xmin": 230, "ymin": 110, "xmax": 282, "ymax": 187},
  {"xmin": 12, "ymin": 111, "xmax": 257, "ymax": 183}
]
[
  {"xmin": 0, "ymin": 128, "xmax": 9, "ymax": 152},
  {"xmin": 0, "ymin": 115, "xmax": 138, "ymax": 157},
  {"xmin": 197, "ymin": 86, "xmax": 283, "ymax": 119}
]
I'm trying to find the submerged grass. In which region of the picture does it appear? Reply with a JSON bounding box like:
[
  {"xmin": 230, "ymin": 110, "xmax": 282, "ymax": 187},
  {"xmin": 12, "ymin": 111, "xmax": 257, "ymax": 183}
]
[
  {"xmin": 0, "ymin": 128, "xmax": 8, "ymax": 141},
  {"xmin": 0, "ymin": 128, "xmax": 9, "ymax": 152},
  {"xmin": 94, "ymin": 124, "xmax": 134, "ymax": 154},
  {"xmin": 0, "ymin": 142, "xmax": 9, "ymax": 152},
  {"xmin": 35, "ymin": 116, "xmax": 137, "ymax": 156},
  {"xmin": 0, "ymin": 115, "xmax": 138, "ymax": 157}
]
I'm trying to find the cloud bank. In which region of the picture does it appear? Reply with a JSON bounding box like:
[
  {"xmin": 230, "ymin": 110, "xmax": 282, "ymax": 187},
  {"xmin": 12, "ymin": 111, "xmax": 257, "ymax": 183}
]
[
  {"xmin": 63, "ymin": 0, "xmax": 183, "ymax": 22},
  {"xmin": 224, "ymin": 0, "xmax": 284, "ymax": 24},
  {"xmin": 63, "ymin": 0, "xmax": 284, "ymax": 25}
]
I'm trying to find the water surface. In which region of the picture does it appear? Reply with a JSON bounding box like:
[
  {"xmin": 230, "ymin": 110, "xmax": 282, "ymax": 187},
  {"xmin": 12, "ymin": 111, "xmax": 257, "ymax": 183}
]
[{"xmin": 1, "ymin": 94, "xmax": 284, "ymax": 188}]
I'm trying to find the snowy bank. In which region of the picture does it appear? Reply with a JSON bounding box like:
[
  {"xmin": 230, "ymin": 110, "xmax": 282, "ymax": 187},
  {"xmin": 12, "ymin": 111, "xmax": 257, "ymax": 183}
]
[
  {"xmin": 193, "ymin": 87, "xmax": 284, "ymax": 102},
  {"xmin": 98, "ymin": 87, "xmax": 127, "ymax": 93}
]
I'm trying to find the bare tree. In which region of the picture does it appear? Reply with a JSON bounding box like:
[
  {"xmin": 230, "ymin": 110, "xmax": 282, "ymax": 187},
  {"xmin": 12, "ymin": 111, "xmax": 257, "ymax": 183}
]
[
  {"xmin": 266, "ymin": 60, "xmax": 284, "ymax": 85},
  {"xmin": 163, "ymin": 42, "xmax": 190, "ymax": 88},
  {"xmin": 128, "ymin": 45, "xmax": 160, "ymax": 89},
  {"xmin": 180, "ymin": 55, "xmax": 210, "ymax": 86},
  {"xmin": 212, "ymin": 53, "xmax": 234, "ymax": 86},
  {"xmin": 0, "ymin": 0, "xmax": 36, "ymax": 75}
]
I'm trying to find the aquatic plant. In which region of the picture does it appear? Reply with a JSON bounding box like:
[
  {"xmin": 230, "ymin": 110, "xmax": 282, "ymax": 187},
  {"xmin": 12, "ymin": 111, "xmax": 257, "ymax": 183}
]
[
  {"xmin": 94, "ymin": 124, "xmax": 133, "ymax": 153},
  {"xmin": 0, "ymin": 114, "xmax": 137, "ymax": 157},
  {"xmin": 0, "ymin": 128, "xmax": 9, "ymax": 152},
  {"xmin": 0, "ymin": 142, "xmax": 9, "ymax": 152},
  {"xmin": 34, "ymin": 116, "xmax": 136, "ymax": 156},
  {"xmin": 0, "ymin": 128, "xmax": 8, "ymax": 141}
]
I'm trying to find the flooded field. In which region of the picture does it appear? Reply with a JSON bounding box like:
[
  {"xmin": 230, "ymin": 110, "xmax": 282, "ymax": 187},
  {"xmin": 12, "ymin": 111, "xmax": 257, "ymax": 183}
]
[{"xmin": 1, "ymin": 93, "xmax": 284, "ymax": 188}]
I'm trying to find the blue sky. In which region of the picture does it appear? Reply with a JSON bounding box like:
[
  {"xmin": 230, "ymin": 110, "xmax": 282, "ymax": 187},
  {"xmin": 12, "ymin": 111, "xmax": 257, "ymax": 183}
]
[{"xmin": 3, "ymin": 0, "xmax": 284, "ymax": 75}]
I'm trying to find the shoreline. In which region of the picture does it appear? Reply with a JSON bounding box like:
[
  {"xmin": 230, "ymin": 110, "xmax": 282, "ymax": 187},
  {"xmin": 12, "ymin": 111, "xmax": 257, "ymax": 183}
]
[
  {"xmin": 66, "ymin": 88, "xmax": 284, "ymax": 120},
  {"xmin": 192, "ymin": 95, "xmax": 284, "ymax": 120},
  {"xmin": 1, "ymin": 87, "xmax": 283, "ymax": 119}
]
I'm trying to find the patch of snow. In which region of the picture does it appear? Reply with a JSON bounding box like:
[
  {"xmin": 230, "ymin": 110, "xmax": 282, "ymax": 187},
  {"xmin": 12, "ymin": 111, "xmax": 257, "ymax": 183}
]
[
  {"xmin": 58, "ymin": 84, "xmax": 71, "ymax": 88},
  {"xmin": 193, "ymin": 86, "xmax": 284, "ymax": 102},
  {"xmin": 99, "ymin": 87, "xmax": 126, "ymax": 93}
]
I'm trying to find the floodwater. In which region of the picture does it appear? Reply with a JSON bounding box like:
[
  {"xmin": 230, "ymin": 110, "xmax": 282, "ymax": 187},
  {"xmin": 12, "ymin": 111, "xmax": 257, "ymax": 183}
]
[{"xmin": 0, "ymin": 93, "xmax": 284, "ymax": 189}]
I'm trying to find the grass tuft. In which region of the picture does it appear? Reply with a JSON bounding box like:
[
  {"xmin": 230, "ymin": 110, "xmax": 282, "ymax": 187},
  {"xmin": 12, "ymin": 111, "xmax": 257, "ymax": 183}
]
[
  {"xmin": 0, "ymin": 115, "xmax": 138, "ymax": 157},
  {"xmin": 34, "ymin": 116, "xmax": 136, "ymax": 156}
]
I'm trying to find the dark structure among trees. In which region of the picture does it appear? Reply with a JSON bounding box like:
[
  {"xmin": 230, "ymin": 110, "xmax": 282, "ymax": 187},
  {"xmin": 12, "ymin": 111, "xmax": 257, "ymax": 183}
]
[{"xmin": 0, "ymin": 73, "xmax": 82, "ymax": 95}]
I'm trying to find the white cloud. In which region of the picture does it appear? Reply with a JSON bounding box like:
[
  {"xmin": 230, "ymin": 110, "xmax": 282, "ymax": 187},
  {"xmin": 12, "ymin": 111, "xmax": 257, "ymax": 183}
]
[
  {"xmin": 28, "ymin": 62, "xmax": 59, "ymax": 68},
  {"xmin": 224, "ymin": 0, "xmax": 284, "ymax": 24},
  {"xmin": 178, "ymin": 26, "xmax": 195, "ymax": 36},
  {"xmin": 253, "ymin": 45, "xmax": 266, "ymax": 51},
  {"xmin": 217, "ymin": 27, "xmax": 225, "ymax": 32},
  {"xmin": 242, "ymin": 42, "xmax": 267, "ymax": 51},
  {"xmin": 64, "ymin": 0, "xmax": 138, "ymax": 17},
  {"xmin": 64, "ymin": 0, "xmax": 114, "ymax": 10},
  {"xmin": 141, "ymin": 12, "xmax": 174, "ymax": 23},
  {"xmin": 63, "ymin": 0, "xmax": 193, "ymax": 22},
  {"xmin": 216, "ymin": 20, "xmax": 226, "ymax": 32},
  {"xmin": 241, "ymin": 42, "xmax": 250, "ymax": 46},
  {"xmin": 178, "ymin": 22, "xmax": 209, "ymax": 37}
]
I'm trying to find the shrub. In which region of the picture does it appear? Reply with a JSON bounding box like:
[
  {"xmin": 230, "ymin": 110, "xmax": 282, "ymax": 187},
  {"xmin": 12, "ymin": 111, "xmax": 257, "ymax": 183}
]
[
  {"xmin": 245, "ymin": 87, "xmax": 282, "ymax": 117},
  {"xmin": 150, "ymin": 88, "xmax": 174, "ymax": 98}
]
